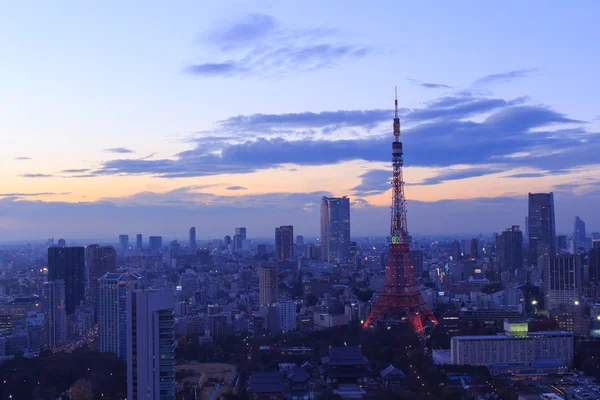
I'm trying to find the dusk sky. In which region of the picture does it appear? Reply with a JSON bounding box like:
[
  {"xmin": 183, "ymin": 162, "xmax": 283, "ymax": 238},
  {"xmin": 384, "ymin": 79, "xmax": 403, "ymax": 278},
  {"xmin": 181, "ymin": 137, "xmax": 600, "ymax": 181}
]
[{"xmin": 1, "ymin": 1, "xmax": 599, "ymax": 240}]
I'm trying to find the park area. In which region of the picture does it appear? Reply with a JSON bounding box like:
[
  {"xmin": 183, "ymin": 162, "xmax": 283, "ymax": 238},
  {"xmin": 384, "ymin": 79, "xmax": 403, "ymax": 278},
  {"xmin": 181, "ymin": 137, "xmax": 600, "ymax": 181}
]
[{"xmin": 176, "ymin": 362, "xmax": 237, "ymax": 399}]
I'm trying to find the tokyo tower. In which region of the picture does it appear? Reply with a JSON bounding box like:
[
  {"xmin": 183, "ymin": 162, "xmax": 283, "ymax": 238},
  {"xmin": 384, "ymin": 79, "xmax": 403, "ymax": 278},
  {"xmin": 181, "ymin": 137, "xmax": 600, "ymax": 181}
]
[{"xmin": 362, "ymin": 89, "xmax": 438, "ymax": 333}]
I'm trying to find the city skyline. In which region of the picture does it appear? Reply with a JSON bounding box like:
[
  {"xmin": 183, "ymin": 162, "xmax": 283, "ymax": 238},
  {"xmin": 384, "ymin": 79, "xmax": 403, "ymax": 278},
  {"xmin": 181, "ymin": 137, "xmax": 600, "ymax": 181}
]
[{"xmin": 1, "ymin": 2, "xmax": 600, "ymax": 239}]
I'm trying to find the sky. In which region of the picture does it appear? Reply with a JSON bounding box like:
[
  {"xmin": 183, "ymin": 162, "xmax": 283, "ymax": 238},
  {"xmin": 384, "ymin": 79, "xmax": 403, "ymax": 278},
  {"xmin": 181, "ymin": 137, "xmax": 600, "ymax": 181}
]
[{"xmin": 1, "ymin": 1, "xmax": 599, "ymax": 241}]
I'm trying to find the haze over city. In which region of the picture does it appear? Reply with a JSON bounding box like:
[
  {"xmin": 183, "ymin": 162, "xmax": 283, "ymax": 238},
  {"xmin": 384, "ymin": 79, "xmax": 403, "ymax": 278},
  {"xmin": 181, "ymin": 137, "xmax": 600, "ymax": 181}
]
[{"xmin": 1, "ymin": 2, "xmax": 599, "ymax": 240}]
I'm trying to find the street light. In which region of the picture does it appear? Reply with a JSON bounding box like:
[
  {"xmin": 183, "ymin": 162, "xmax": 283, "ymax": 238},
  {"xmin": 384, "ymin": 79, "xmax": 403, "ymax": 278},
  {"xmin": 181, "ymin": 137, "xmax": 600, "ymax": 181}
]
[{"xmin": 531, "ymin": 300, "xmax": 538, "ymax": 305}]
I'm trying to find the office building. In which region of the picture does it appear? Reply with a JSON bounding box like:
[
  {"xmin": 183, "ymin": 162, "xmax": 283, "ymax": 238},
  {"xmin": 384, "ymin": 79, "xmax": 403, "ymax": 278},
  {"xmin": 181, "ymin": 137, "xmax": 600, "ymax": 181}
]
[
  {"xmin": 57, "ymin": 238, "xmax": 66, "ymax": 247},
  {"xmin": 320, "ymin": 196, "xmax": 351, "ymax": 263},
  {"xmin": 235, "ymin": 227, "xmax": 247, "ymax": 241},
  {"xmin": 275, "ymin": 225, "xmax": 294, "ymax": 261},
  {"xmin": 86, "ymin": 245, "xmax": 117, "ymax": 315},
  {"xmin": 451, "ymin": 240, "xmax": 462, "ymax": 262},
  {"xmin": 98, "ymin": 272, "xmax": 143, "ymax": 360},
  {"xmin": 528, "ymin": 193, "xmax": 556, "ymax": 267},
  {"xmin": 136, "ymin": 234, "xmax": 143, "ymax": 250},
  {"xmin": 496, "ymin": 225, "xmax": 523, "ymax": 273},
  {"xmin": 149, "ymin": 236, "xmax": 163, "ymax": 252},
  {"xmin": 119, "ymin": 235, "xmax": 129, "ymax": 253},
  {"xmin": 189, "ymin": 227, "xmax": 197, "ymax": 252},
  {"xmin": 233, "ymin": 234, "xmax": 243, "ymax": 252},
  {"xmin": 574, "ymin": 216, "xmax": 586, "ymax": 252},
  {"xmin": 450, "ymin": 321, "xmax": 573, "ymax": 367},
  {"xmin": 127, "ymin": 289, "xmax": 175, "ymax": 400},
  {"xmin": 470, "ymin": 238, "xmax": 479, "ymax": 258},
  {"xmin": 557, "ymin": 235, "xmax": 568, "ymax": 253},
  {"xmin": 543, "ymin": 254, "xmax": 581, "ymax": 310},
  {"xmin": 43, "ymin": 280, "xmax": 67, "ymax": 350},
  {"xmin": 48, "ymin": 246, "xmax": 85, "ymax": 315},
  {"xmin": 259, "ymin": 266, "xmax": 279, "ymax": 307}
]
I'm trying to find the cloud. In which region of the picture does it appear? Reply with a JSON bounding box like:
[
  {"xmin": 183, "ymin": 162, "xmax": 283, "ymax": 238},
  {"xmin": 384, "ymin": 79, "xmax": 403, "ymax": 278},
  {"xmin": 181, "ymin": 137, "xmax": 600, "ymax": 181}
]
[
  {"xmin": 407, "ymin": 78, "xmax": 452, "ymax": 89},
  {"xmin": 506, "ymin": 172, "xmax": 546, "ymax": 178},
  {"xmin": 187, "ymin": 13, "xmax": 372, "ymax": 77},
  {"xmin": 352, "ymin": 170, "xmax": 390, "ymax": 196},
  {"xmin": 226, "ymin": 186, "xmax": 247, "ymax": 191},
  {"xmin": 0, "ymin": 192, "xmax": 70, "ymax": 197},
  {"xmin": 61, "ymin": 169, "xmax": 89, "ymax": 173},
  {"xmin": 14, "ymin": 156, "xmax": 31, "ymax": 160},
  {"xmin": 409, "ymin": 167, "xmax": 498, "ymax": 186},
  {"xmin": 21, "ymin": 174, "xmax": 53, "ymax": 178},
  {"xmin": 474, "ymin": 68, "xmax": 539, "ymax": 86},
  {"xmin": 105, "ymin": 147, "xmax": 134, "ymax": 154},
  {"xmin": 96, "ymin": 91, "xmax": 597, "ymax": 179}
]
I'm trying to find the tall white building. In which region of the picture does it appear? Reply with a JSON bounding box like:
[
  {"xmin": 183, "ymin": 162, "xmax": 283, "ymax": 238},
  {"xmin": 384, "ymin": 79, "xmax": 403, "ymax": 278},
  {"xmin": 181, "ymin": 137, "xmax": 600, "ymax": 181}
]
[
  {"xmin": 450, "ymin": 321, "xmax": 573, "ymax": 367},
  {"xmin": 127, "ymin": 289, "xmax": 175, "ymax": 400},
  {"xmin": 259, "ymin": 266, "xmax": 278, "ymax": 307},
  {"xmin": 98, "ymin": 271, "xmax": 143, "ymax": 359},
  {"xmin": 43, "ymin": 280, "xmax": 66, "ymax": 350},
  {"xmin": 543, "ymin": 254, "xmax": 581, "ymax": 310}
]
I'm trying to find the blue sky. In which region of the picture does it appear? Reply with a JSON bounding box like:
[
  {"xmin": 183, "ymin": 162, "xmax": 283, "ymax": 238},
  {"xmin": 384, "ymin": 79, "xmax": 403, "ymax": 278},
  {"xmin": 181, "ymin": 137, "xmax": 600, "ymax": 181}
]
[{"xmin": 1, "ymin": 1, "xmax": 599, "ymax": 240}]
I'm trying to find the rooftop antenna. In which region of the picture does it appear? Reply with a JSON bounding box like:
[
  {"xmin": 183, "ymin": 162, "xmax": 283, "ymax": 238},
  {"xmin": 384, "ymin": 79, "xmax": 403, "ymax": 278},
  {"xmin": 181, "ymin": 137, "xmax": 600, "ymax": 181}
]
[{"xmin": 393, "ymin": 86, "xmax": 400, "ymax": 141}]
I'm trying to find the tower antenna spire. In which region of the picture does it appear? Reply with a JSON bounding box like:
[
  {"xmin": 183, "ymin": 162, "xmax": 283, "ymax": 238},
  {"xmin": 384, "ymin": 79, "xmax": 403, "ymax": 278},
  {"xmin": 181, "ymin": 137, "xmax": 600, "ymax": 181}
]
[{"xmin": 394, "ymin": 86, "xmax": 398, "ymax": 118}]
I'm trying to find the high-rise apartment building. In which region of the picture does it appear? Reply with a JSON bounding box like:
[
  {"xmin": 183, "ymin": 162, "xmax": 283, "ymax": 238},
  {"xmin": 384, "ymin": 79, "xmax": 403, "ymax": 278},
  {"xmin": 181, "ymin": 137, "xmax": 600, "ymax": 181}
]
[
  {"xmin": 98, "ymin": 272, "xmax": 143, "ymax": 360},
  {"xmin": 470, "ymin": 238, "xmax": 479, "ymax": 258},
  {"xmin": 149, "ymin": 236, "xmax": 163, "ymax": 252},
  {"xmin": 43, "ymin": 280, "xmax": 66, "ymax": 350},
  {"xmin": 259, "ymin": 266, "xmax": 279, "ymax": 307},
  {"xmin": 574, "ymin": 216, "xmax": 586, "ymax": 252},
  {"xmin": 528, "ymin": 193, "xmax": 556, "ymax": 267},
  {"xmin": 275, "ymin": 301, "xmax": 296, "ymax": 333},
  {"xmin": 87, "ymin": 245, "xmax": 117, "ymax": 314},
  {"xmin": 320, "ymin": 196, "xmax": 351, "ymax": 263},
  {"xmin": 275, "ymin": 225, "xmax": 294, "ymax": 261},
  {"xmin": 136, "ymin": 234, "xmax": 143, "ymax": 250},
  {"xmin": 495, "ymin": 225, "xmax": 523, "ymax": 273},
  {"xmin": 189, "ymin": 227, "xmax": 197, "ymax": 252},
  {"xmin": 119, "ymin": 235, "xmax": 129, "ymax": 253},
  {"xmin": 126, "ymin": 289, "xmax": 175, "ymax": 400},
  {"xmin": 543, "ymin": 254, "xmax": 581, "ymax": 310},
  {"xmin": 48, "ymin": 246, "xmax": 85, "ymax": 315}
]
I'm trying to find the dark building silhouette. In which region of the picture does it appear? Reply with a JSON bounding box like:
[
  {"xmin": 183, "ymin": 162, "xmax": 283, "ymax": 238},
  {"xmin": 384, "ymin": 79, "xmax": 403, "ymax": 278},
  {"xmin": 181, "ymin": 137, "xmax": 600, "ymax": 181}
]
[
  {"xmin": 275, "ymin": 225, "xmax": 294, "ymax": 261},
  {"xmin": 452, "ymin": 240, "xmax": 462, "ymax": 262},
  {"xmin": 118, "ymin": 234, "xmax": 129, "ymax": 253},
  {"xmin": 86, "ymin": 244, "xmax": 117, "ymax": 316},
  {"xmin": 496, "ymin": 225, "xmax": 523, "ymax": 273},
  {"xmin": 589, "ymin": 241, "xmax": 600, "ymax": 283},
  {"xmin": 574, "ymin": 216, "xmax": 586, "ymax": 252},
  {"xmin": 48, "ymin": 246, "xmax": 85, "ymax": 315},
  {"xmin": 470, "ymin": 238, "xmax": 479, "ymax": 258},
  {"xmin": 136, "ymin": 234, "xmax": 143, "ymax": 249},
  {"xmin": 149, "ymin": 236, "xmax": 162, "ymax": 251},
  {"xmin": 528, "ymin": 192, "xmax": 556, "ymax": 267},
  {"xmin": 189, "ymin": 227, "xmax": 197, "ymax": 252},
  {"xmin": 320, "ymin": 196, "xmax": 351, "ymax": 263}
]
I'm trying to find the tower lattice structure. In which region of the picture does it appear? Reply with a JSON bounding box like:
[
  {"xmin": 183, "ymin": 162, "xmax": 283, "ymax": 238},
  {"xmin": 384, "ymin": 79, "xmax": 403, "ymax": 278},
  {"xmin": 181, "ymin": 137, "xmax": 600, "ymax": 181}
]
[{"xmin": 362, "ymin": 90, "xmax": 438, "ymax": 333}]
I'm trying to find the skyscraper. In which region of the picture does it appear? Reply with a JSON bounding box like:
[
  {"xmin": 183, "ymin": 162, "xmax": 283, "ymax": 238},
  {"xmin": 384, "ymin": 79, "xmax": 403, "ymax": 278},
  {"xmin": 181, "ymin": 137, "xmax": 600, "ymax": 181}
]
[
  {"xmin": 235, "ymin": 227, "xmax": 247, "ymax": 241},
  {"xmin": 574, "ymin": 216, "xmax": 586, "ymax": 252},
  {"xmin": 189, "ymin": 227, "xmax": 197, "ymax": 252},
  {"xmin": 127, "ymin": 289, "xmax": 175, "ymax": 400},
  {"xmin": 259, "ymin": 266, "xmax": 279, "ymax": 307},
  {"xmin": 495, "ymin": 225, "xmax": 523, "ymax": 273},
  {"xmin": 86, "ymin": 245, "xmax": 117, "ymax": 315},
  {"xmin": 149, "ymin": 236, "xmax": 163, "ymax": 252},
  {"xmin": 589, "ymin": 241, "xmax": 600, "ymax": 283},
  {"xmin": 98, "ymin": 272, "xmax": 143, "ymax": 360},
  {"xmin": 136, "ymin": 234, "xmax": 143, "ymax": 250},
  {"xmin": 470, "ymin": 238, "xmax": 479, "ymax": 258},
  {"xmin": 528, "ymin": 193, "xmax": 556, "ymax": 267},
  {"xmin": 320, "ymin": 196, "xmax": 351, "ymax": 263},
  {"xmin": 275, "ymin": 225, "xmax": 294, "ymax": 261},
  {"xmin": 48, "ymin": 246, "xmax": 85, "ymax": 315},
  {"xmin": 451, "ymin": 240, "xmax": 462, "ymax": 262},
  {"xmin": 543, "ymin": 254, "xmax": 581, "ymax": 310},
  {"xmin": 43, "ymin": 280, "xmax": 66, "ymax": 350},
  {"xmin": 119, "ymin": 235, "xmax": 129, "ymax": 253},
  {"xmin": 57, "ymin": 238, "xmax": 66, "ymax": 247}
]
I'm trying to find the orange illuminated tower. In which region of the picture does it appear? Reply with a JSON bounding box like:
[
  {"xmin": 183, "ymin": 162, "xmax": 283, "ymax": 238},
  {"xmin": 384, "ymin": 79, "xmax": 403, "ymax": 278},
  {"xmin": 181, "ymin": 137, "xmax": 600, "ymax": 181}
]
[{"xmin": 362, "ymin": 89, "xmax": 438, "ymax": 333}]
